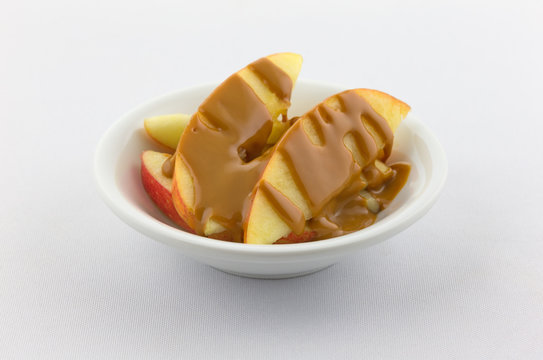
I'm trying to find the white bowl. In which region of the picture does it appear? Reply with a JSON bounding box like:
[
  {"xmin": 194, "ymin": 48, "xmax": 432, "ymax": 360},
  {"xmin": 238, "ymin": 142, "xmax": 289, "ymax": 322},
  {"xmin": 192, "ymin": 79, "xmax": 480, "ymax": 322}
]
[{"xmin": 94, "ymin": 81, "xmax": 447, "ymax": 279}]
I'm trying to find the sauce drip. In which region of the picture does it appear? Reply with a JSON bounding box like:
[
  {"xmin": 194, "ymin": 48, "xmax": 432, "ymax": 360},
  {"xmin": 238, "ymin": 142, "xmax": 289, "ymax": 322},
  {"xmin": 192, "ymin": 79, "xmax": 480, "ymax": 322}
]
[
  {"xmin": 175, "ymin": 65, "xmax": 293, "ymax": 241},
  {"xmin": 308, "ymin": 162, "xmax": 410, "ymax": 240},
  {"xmin": 260, "ymin": 181, "xmax": 305, "ymax": 235},
  {"xmin": 249, "ymin": 58, "xmax": 292, "ymax": 102},
  {"xmin": 161, "ymin": 154, "xmax": 175, "ymax": 178}
]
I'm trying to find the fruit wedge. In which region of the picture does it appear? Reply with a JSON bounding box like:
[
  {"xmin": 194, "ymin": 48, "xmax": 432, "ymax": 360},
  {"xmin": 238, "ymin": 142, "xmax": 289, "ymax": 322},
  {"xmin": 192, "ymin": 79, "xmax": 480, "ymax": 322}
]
[
  {"xmin": 144, "ymin": 114, "xmax": 191, "ymax": 150},
  {"xmin": 172, "ymin": 53, "xmax": 303, "ymax": 241},
  {"xmin": 244, "ymin": 89, "xmax": 410, "ymax": 244},
  {"xmin": 145, "ymin": 113, "xmax": 290, "ymax": 150},
  {"xmin": 140, "ymin": 150, "xmax": 193, "ymax": 232}
]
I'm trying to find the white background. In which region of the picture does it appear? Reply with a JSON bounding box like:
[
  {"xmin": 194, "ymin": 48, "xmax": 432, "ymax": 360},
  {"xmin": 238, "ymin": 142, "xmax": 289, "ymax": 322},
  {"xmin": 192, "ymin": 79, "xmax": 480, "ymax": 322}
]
[{"xmin": 2, "ymin": 0, "xmax": 543, "ymax": 358}]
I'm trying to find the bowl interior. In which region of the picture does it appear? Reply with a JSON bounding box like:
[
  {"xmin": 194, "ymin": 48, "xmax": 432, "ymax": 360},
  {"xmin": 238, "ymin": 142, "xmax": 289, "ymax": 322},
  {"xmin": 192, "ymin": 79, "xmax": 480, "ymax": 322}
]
[{"xmin": 96, "ymin": 81, "xmax": 446, "ymax": 254}]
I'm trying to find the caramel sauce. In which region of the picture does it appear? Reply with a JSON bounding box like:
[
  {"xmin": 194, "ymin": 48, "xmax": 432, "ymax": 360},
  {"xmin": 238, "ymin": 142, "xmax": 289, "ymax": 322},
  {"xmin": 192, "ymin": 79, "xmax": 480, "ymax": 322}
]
[
  {"xmin": 249, "ymin": 58, "xmax": 292, "ymax": 102},
  {"xmin": 161, "ymin": 154, "xmax": 175, "ymax": 178},
  {"xmin": 260, "ymin": 181, "xmax": 305, "ymax": 235},
  {"xmin": 307, "ymin": 163, "xmax": 410, "ymax": 240},
  {"xmin": 174, "ymin": 65, "xmax": 294, "ymax": 241},
  {"xmin": 255, "ymin": 90, "xmax": 411, "ymax": 241},
  {"xmin": 371, "ymin": 162, "xmax": 410, "ymax": 209},
  {"xmin": 278, "ymin": 91, "xmax": 392, "ymax": 214}
]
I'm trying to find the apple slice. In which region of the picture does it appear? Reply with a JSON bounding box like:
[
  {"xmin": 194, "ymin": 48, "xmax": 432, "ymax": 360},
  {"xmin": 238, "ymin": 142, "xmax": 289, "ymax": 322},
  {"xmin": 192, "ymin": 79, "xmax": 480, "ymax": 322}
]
[
  {"xmin": 144, "ymin": 114, "xmax": 192, "ymax": 150},
  {"xmin": 172, "ymin": 53, "xmax": 303, "ymax": 241},
  {"xmin": 244, "ymin": 89, "xmax": 410, "ymax": 244},
  {"xmin": 141, "ymin": 150, "xmax": 193, "ymax": 232},
  {"xmin": 144, "ymin": 113, "xmax": 290, "ymax": 151}
]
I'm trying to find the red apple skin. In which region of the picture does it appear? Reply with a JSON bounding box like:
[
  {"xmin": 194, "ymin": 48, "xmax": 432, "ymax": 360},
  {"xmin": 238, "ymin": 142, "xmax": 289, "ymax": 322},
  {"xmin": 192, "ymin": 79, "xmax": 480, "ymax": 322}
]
[
  {"xmin": 208, "ymin": 231, "xmax": 238, "ymax": 243},
  {"xmin": 208, "ymin": 231, "xmax": 316, "ymax": 244},
  {"xmin": 141, "ymin": 152, "xmax": 194, "ymax": 233},
  {"xmin": 171, "ymin": 172, "xmax": 198, "ymax": 233},
  {"xmin": 273, "ymin": 231, "xmax": 317, "ymax": 244}
]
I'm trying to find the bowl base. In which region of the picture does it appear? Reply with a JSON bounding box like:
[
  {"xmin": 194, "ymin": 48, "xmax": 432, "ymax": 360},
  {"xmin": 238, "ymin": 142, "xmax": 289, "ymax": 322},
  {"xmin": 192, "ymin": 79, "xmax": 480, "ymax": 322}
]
[{"xmin": 211, "ymin": 264, "xmax": 334, "ymax": 279}]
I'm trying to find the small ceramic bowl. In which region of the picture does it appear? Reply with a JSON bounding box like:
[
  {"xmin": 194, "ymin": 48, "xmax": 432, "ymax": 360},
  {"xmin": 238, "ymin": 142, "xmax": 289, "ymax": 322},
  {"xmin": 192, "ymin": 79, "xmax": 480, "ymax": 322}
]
[{"xmin": 94, "ymin": 81, "xmax": 447, "ymax": 279}]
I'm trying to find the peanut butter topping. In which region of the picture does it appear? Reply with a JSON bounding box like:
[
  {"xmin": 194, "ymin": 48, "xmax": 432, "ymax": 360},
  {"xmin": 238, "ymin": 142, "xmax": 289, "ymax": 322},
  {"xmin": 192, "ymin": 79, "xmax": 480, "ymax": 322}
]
[
  {"xmin": 254, "ymin": 90, "xmax": 410, "ymax": 242},
  {"xmin": 175, "ymin": 65, "xmax": 294, "ymax": 241}
]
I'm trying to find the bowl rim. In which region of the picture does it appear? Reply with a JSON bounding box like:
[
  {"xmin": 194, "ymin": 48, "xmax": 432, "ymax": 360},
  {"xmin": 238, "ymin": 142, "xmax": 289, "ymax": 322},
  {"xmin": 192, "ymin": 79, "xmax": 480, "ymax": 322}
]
[{"xmin": 94, "ymin": 80, "xmax": 448, "ymax": 257}]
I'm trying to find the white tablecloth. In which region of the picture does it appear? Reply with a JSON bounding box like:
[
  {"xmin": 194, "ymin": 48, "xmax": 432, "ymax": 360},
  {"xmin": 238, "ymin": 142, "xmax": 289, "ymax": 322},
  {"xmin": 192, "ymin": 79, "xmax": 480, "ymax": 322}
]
[{"xmin": 2, "ymin": 1, "xmax": 543, "ymax": 358}]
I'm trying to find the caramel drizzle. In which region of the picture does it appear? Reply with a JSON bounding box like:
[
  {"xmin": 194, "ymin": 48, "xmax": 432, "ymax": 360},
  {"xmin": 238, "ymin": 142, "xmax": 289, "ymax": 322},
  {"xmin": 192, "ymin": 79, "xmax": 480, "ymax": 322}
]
[
  {"xmin": 260, "ymin": 181, "xmax": 305, "ymax": 235},
  {"xmin": 370, "ymin": 162, "xmax": 410, "ymax": 208},
  {"xmin": 174, "ymin": 61, "xmax": 293, "ymax": 241},
  {"xmin": 282, "ymin": 91, "xmax": 391, "ymax": 213},
  {"xmin": 308, "ymin": 163, "xmax": 410, "ymax": 240},
  {"xmin": 249, "ymin": 58, "xmax": 293, "ymax": 102},
  {"xmin": 257, "ymin": 90, "xmax": 410, "ymax": 241},
  {"xmin": 161, "ymin": 154, "xmax": 175, "ymax": 178}
]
